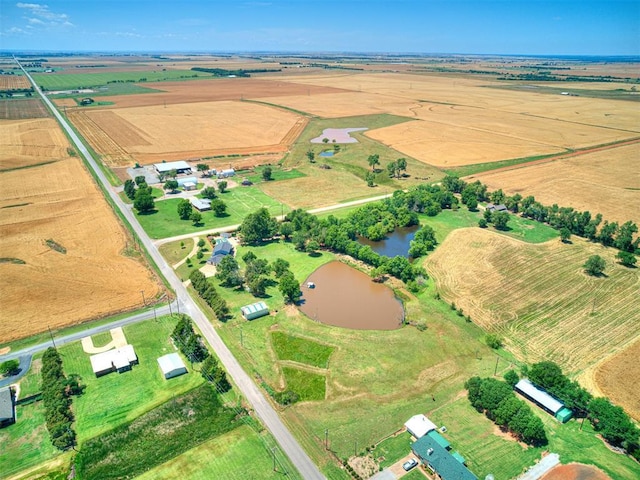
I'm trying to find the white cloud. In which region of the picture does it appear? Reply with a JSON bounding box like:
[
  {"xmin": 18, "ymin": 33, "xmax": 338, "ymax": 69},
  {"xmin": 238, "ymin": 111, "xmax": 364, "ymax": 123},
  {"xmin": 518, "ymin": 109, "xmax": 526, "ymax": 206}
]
[
  {"xmin": 16, "ymin": 2, "xmax": 74, "ymax": 27},
  {"xmin": 1, "ymin": 26, "xmax": 32, "ymax": 35}
]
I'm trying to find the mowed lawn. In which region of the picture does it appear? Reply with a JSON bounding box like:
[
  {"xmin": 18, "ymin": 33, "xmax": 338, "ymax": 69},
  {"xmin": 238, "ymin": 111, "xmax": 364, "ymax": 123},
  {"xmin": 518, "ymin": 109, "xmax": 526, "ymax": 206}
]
[
  {"xmin": 60, "ymin": 316, "xmax": 204, "ymax": 443},
  {"xmin": 136, "ymin": 187, "xmax": 287, "ymax": 239},
  {"xmin": 32, "ymin": 70, "xmax": 215, "ymax": 91},
  {"xmin": 136, "ymin": 425, "xmax": 302, "ymax": 480}
]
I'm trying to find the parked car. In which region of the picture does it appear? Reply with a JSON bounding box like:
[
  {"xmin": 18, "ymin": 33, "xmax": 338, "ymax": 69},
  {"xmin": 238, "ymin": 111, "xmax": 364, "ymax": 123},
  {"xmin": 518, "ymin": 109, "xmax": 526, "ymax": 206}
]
[{"xmin": 402, "ymin": 458, "xmax": 418, "ymax": 471}]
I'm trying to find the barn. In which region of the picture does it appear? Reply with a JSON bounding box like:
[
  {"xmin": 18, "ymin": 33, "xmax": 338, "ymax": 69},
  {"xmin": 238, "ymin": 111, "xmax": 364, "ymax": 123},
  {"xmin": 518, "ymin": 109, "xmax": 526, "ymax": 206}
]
[
  {"xmin": 154, "ymin": 160, "xmax": 192, "ymax": 175},
  {"xmin": 157, "ymin": 353, "xmax": 188, "ymax": 380},
  {"xmin": 515, "ymin": 379, "xmax": 573, "ymax": 423},
  {"xmin": 241, "ymin": 301, "xmax": 269, "ymax": 320}
]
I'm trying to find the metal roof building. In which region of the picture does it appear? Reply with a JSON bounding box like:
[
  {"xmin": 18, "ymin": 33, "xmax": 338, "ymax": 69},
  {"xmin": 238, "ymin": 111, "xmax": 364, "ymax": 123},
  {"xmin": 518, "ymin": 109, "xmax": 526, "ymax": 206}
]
[
  {"xmin": 177, "ymin": 176, "xmax": 198, "ymax": 187},
  {"xmin": 412, "ymin": 434, "xmax": 477, "ymax": 480},
  {"xmin": 515, "ymin": 379, "xmax": 563, "ymax": 414},
  {"xmin": 90, "ymin": 345, "xmax": 138, "ymax": 377},
  {"xmin": 157, "ymin": 353, "xmax": 188, "ymax": 380},
  {"xmin": 190, "ymin": 197, "xmax": 211, "ymax": 211},
  {"xmin": 154, "ymin": 161, "xmax": 192, "ymax": 174},
  {"xmin": 405, "ymin": 414, "xmax": 437, "ymax": 439},
  {"xmin": 241, "ymin": 301, "xmax": 269, "ymax": 320},
  {"xmin": 0, "ymin": 387, "xmax": 15, "ymax": 428}
]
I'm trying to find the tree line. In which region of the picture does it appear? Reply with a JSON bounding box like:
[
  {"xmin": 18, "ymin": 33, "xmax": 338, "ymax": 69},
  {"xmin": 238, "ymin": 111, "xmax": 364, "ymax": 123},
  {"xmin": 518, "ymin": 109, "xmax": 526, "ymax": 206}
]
[
  {"xmin": 171, "ymin": 315, "xmax": 230, "ymax": 392},
  {"xmin": 189, "ymin": 270, "xmax": 231, "ymax": 320},
  {"xmin": 41, "ymin": 347, "xmax": 84, "ymax": 450},
  {"xmin": 126, "ymin": 176, "xmax": 156, "ymax": 214}
]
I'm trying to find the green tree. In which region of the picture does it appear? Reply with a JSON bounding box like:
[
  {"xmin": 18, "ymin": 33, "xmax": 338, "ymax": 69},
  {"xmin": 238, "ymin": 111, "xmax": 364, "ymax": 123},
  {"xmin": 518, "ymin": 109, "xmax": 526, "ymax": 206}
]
[
  {"xmin": 485, "ymin": 333, "xmax": 503, "ymax": 349},
  {"xmin": 247, "ymin": 275, "xmax": 269, "ymax": 297},
  {"xmin": 396, "ymin": 158, "xmax": 407, "ymax": 178},
  {"xmin": 584, "ymin": 255, "xmax": 606, "ymax": 276},
  {"xmin": 614, "ymin": 221, "xmax": 638, "ymax": 252},
  {"xmin": 211, "ymin": 199, "xmax": 227, "ymax": 217},
  {"xmin": 177, "ymin": 199, "xmax": 193, "ymax": 220},
  {"xmin": 133, "ymin": 194, "xmax": 155, "ymax": 213},
  {"xmin": 306, "ymin": 239, "xmax": 320, "ymax": 254},
  {"xmin": 242, "ymin": 251, "xmax": 257, "ymax": 264},
  {"xmin": 217, "ymin": 180, "xmax": 228, "ymax": 193},
  {"xmin": 200, "ymin": 356, "xmax": 231, "ymax": 392},
  {"xmin": 442, "ymin": 175, "xmax": 466, "ymax": 193},
  {"xmin": 616, "ymin": 251, "xmax": 637, "ymax": 267},
  {"xmin": 168, "ymin": 169, "xmax": 178, "ymax": 179},
  {"xmin": 0, "ymin": 359, "xmax": 20, "ymax": 377},
  {"xmin": 306, "ymin": 150, "xmax": 315, "ymax": 162},
  {"xmin": 124, "ymin": 179, "xmax": 136, "ymax": 200},
  {"xmin": 196, "ymin": 163, "xmax": 209, "ymax": 176},
  {"xmin": 560, "ymin": 227, "xmax": 571, "ymax": 243},
  {"xmin": 367, "ymin": 154, "xmax": 380, "ymax": 172},
  {"xmin": 215, "ymin": 256, "xmax": 243, "ymax": 288},
  {"xmin": 279, "ymin": 222, "xmax": 294, "ymax": 240},
  {"xmin": 279, "ymin": 272, "xmax": 301, "ymax": 303},
  {"xmin": 492, "ymin": 211, "xmax": 509, "ymax": 231},
  {"xmin": 271, "ymin": 258, "xmax": 290, "ymax": 278},
  {"xmin": 164, "ymin": 179, "xmax": 179, "ymax": 193},
  {"xmin": 197, "ymin": 238, "xmax": 206, "ymax": 248},
  {"xmin": 366, "ymin": 171, "xmax": 375, "ymax": 187},
  {"xmin": 239, "ymin": 208, "xmax": 278, "ymax": 245},
  {"xmin": 386, "ymin": 161, "xmax": 397, "ymax": 178},
  {"xmin": 201, "ymin": 186, "xmax": 216, "ymax": 199},
  {"xmin": 504, "ymin": 369, "xmax": 519, "ymax": 387},
  {"xmin": 190, "ymin": 211, "xmax": 202, "ymax": 225},
  {"xmin": 262, "ymin": 166, "xmax": 273, "ymax": 181},
  {"xmin": 589, "ymin": 397, "xmax": 639, "ymax": 450},
  {"xmin": 466, "ymin": 197, "xmax": 478, "ymax": 211},
  {"xmin": 478, "ymin": 218, "xmax": 488, "ymax": 228},
  {"xmin": 134, "ymin": 175, "xmax": 146, "ymax": 186}
]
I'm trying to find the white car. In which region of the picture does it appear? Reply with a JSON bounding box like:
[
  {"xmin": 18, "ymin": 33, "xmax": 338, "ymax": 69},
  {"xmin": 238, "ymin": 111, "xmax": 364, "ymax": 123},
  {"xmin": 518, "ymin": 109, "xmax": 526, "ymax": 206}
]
[{"xmin": 402, "ymin": 458, "xmax": 418, "ymax": 471}]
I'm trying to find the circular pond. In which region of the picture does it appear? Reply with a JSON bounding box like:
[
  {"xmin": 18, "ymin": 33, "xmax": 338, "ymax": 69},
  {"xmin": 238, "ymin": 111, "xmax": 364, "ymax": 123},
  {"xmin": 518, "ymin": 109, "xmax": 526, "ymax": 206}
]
[{"xmin": 299, "ymin": 261, "xmax": 404, "ymax": 330}]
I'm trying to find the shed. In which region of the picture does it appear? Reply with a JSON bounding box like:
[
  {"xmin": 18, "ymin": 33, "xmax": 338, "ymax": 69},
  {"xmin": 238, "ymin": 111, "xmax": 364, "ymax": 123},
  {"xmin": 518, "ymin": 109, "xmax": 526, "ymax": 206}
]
[
  {"xmin": 555, "ymin": 407, "xmax": 573, "ymax": 423},
  {"xmin": 412, "ymin": 435, "xmax": 477, "ymax": 480},
  {"xmin": 154, "ymin": 160, "xmax": 192, "ymax": 175},
  {"xmin": 0, "ymin": 386, "xmax": 15, "ymax": 428},
  {"xmin": 182, "ymin": 181, "xmax": 196, "ymax": 191},
  {"xmin": 157, "ymin": 353, "xmax": 188, "ymax": 379},
  {"xmin": 515, "ymin": 379, "xmax": 565, "ymax": 416},
  {"xmin": 427, "ymin": 430, "xmax": 451, "ymax": 450},
  {"xmin": 405, "ymin": 414, "xmax": 437, "ymax": 439},
  {"xmin": 89, "ymin": 345, "xmax": 138, "ymax": 377},
  {"xmin": 177, "ymin": 176, "xmax": 198, "ymax": 187},
  {"xmin": 190, "ymin": 197, "xmax": 211, "ymax": 211},
  {"xmin": 241, "ymin": 301, "xmax": 269, "ymax": 320},
  {"xmin": 217, "ymin": 168, "xmax": 235, "ymax": 178}
]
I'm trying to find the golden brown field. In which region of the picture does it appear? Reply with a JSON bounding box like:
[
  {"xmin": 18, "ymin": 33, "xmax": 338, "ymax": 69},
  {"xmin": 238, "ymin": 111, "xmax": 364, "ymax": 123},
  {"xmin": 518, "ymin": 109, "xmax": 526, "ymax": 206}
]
[
  {"xmin": 0, "ymin": 120, "xmax": 161, "ymax": 343},
  {"xmin": 467, "ymin": 143, "xmax": 640, "ymax": 226},
  {"xmin": 68, "ymin": 100, "xmax": 305, "ymax": 166},
  {"xmin": 424, "ymin": 228, "xmax": 640, "ymax": 376},
  {"xmin": 0, "ymin": 75, "xmax": 31, "ymax": 90},
  {"xmin": 0, "ymin": 118, "xmax": 68, "ymax": 170},
  {"xmin": 594, "ymin": 340, "xmax": 640, "ymax": 421}
]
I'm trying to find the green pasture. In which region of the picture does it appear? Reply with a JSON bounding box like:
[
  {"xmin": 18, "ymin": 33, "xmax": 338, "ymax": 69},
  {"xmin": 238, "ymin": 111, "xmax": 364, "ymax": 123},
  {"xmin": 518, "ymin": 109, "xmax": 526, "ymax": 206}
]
[
  {"xmin": 51, "ymin": 82, "xmax": 162, "ymax": 98},
  {"xmin": 159, "ymin": 238, "xmax": 195, "ymax": 265},
  {"xmin": 32, "ymin": 70, "xmax": 215, "ymax": 91},
  {"xmin": 245, "ymin": 166, "xmax": 306, "ymax": 184},
  {"xmin": 136, "ymin": 187, "xmax": 287, "ymax": 239},
  {"xmin": 271, "ymin": 331, "xmax": 334, "ymax": 368},
  {"xmin": 59, "ymin": 317, "xmax": 204, "ymax": 443},
  {"xmin": 282, "ymin": 367, "xmax": 326, "ymax": 401},
  {"xmin": 372, "ymin": 431, "xmax": 414, "ymax": 468},
  {"xmin": 443, "ymin": 152, "xmax": 564, "ymax": 177},
  {"xmin": 136, "ymin": 425, "xmax": 302, "ymax": 480}
]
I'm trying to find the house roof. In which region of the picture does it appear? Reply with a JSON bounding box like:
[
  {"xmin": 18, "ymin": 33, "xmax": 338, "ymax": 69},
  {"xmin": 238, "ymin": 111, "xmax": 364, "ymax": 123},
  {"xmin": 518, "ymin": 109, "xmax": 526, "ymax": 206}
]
[
  {"xmin": 427, "ymin": 430, "xmax": 451, "ymax": 449},
  {"xmin": 412, "ymin": 435, "xmax": 477, "ymax": 480},
  {"xmin": 0, "ymin": 387, "xmax": 14, "ymax": 422},
  {"xmin": 213, "ymin": 240, "xmax": 233, "ymax": 255},
  {"xmin": 176, "ymin": 176, "xmax": 198, "ymax": 186},
  {"xmin": 157, "ymin": 353, "xmax": 187, "ymax": 374},
  {"xmin": 207, "ymin": 253, "xmax": 226, "ymax": 265},
  {"xmin": 405, "ymin": 414, "xmax": 437, "ymax": 438},
  {"xmin": 515, "ymin": 379, "xmax": 564, "ymax": 414},
  {"xmin": 90, "ymin": 345, "xmax": 137, "ymax": 373},
  {"xmin": 452, "ymin": 451, "xmax": 466, "ymax": 464},
  {"xmin": 154, "ymin": 161, "xmax": 192, "ymax": 173},
  {"xmin": 190, "ymin": 197, "xmax": 211, "ymax": 211},
  {"xmin": 241, "ymin": 301, "xmax": 269, "ymax": 317}
]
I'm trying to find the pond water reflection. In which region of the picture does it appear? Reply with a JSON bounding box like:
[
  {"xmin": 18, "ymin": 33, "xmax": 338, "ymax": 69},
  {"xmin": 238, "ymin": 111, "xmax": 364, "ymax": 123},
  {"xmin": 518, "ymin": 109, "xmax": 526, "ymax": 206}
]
[{"xmin": 357, "ymin": 225, "xmax": 419, "ymax": 258}]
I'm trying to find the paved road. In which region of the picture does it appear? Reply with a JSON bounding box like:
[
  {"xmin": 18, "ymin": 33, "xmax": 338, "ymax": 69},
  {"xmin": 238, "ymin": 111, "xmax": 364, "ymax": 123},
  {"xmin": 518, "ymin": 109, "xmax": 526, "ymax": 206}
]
[{"xmin": 21, "ymin": 63, "xmax": 325, "ymax": 480}]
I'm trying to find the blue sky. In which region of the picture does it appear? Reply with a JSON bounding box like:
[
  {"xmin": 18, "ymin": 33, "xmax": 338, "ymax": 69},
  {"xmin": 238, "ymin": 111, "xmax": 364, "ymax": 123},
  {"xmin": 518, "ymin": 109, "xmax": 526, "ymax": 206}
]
[{"xmin": 1, "ymin": 1, "xmax": 638, "ymax": 55}]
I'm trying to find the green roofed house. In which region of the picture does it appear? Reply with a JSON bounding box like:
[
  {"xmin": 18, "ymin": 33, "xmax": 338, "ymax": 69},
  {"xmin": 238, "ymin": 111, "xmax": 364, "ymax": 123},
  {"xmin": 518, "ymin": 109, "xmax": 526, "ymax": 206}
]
[
  {"xmin": 427, "ymin": 430, "xmax": 451, "ymax": 450},
  {"xmin": 241, "ymin": 301, "xmax": 269, "ymax": 320},
  {"xmin": 412, "ymin": 434, "xmax": 477, "ymax": 480}
]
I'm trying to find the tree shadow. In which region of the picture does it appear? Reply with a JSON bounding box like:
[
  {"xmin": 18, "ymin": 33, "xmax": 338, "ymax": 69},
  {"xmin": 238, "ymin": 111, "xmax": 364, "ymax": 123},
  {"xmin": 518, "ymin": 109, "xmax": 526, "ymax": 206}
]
[
  {"xmin": 137, "ymin": 209, "xmax": 158, "ymax": 216},
  {"xmin": 308, "ymin": 251, "xmax": 322, "ymax": 258}
]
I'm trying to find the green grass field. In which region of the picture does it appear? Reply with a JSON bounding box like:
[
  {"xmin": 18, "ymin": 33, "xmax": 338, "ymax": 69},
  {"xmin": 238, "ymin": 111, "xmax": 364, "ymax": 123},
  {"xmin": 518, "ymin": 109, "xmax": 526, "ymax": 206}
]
[
  {"xmin": 60, "ymin": 317, "xmax": 204, "ymax": 443},
  {"xmin": 282, "ymin": 367, "xmax": 326, "ymax": 401},
  {"xmin": 136, "ymin": 425, "xmax": 303, "ymax": 480},
  {"xmin": 159, "ymin": 238, "xmax": 195, "ymax": 265},
  {"xmin": 245, "ymin": 166, "xmax": 306, "ymax": 184},
  {"xmin": 136, "ymin": 187, "xmax": 287, "ymax": 239},
  {"xmin": 372, "ymin": 431, "xmax": 414, "ymax": 468},
  {"xmin": 32, "ymin": 70, "xmax": 215, "ymax": 91},
  {"xmin": 51, "ymin": 82, "xmax": 162, "ymax": 97},
  {"xmin": 271, "ymin": 331, "xmax": 334, "ymax": 368}
]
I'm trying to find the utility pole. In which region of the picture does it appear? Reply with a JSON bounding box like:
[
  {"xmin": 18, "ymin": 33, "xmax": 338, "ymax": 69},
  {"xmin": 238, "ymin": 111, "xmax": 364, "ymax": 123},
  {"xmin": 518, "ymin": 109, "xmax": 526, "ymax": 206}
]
[
  {"xmin": 494, "ymin": 356, "xmax": 500, "ymax": 376},
  {"xmin": 168, "ymin": 300, "xmax": 173, "ymax": 317},
  {"xmin": 240, "ymin": 327, "xmax": 244, "ymax": 347},
  {"xmin": 325, "ymin": 428, "xmax": 329, "ymax": 450},
  {"xmin": 153, "ymin": 304, "xmax": 157, "ymax": 322},
  {"xmin": 140, "ymin": 290, "xmax": 146, "ymax": 306}
]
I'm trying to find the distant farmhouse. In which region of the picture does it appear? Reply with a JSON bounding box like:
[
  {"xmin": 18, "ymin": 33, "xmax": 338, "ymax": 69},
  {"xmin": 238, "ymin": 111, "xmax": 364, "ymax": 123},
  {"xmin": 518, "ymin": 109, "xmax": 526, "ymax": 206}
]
[
  {"xmin": 154, "ymin": 160, "xmax": 192, "ymax": 176},
  {"xmin": 90, "ymin": 345, "xmax": 138, "ymax": 377},
  {"xmin": 515, "ymin": 379, "xmax": 573, "ymax": 423},
  {"xmin": 486, "ymin": 203, "xmax": 508, "ymax": 213},
  {"xmin": 0, "ymin": 386, "xmax": 16, "ymax": 428},
  {"xmin": 207, "ymin": 237, "xmax": 234, "ymax": 266}
]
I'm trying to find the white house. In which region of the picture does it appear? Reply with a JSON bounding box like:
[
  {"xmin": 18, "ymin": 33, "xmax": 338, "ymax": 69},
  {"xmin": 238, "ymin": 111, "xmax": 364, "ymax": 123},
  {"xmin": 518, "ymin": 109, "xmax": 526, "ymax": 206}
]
[
  {"xmin": 405, "ymin": 414, "xmax": 438, "ymax": 439},
  {"xmin": 90, "ymin": 345, "xmax": 138, "ymax": 377},
  {"xmin": 157, "ymin": 353, "xmax": 188, "ymax": 379}
]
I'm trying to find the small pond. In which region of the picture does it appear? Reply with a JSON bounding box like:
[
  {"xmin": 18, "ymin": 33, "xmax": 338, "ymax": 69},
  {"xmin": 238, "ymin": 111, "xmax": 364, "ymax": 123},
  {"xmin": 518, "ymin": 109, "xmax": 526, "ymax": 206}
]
[
  {"xmin": 298, "ymin": 261, "xmax": 404, "ymax": 330},
  {"xmin": 358, "ymin": 225, "xmax": 419, "ymax": 258},
  {"xmin": 319, "ymin": 150, "xmax": 334, "ymax": 157}
]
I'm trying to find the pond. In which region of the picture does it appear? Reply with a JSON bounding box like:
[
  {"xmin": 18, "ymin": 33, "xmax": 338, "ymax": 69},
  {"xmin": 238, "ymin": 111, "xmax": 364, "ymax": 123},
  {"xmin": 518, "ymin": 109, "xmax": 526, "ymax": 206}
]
[
  {"xmin": 298, "ymin": 261, "xmax": 404, "ymax": 330},
  {"xmin": 319, "ymin": 150, "xmax": 334, "ymax": 157},
  {"xmin": 358, "ymin": 225, "xmax": 419, "ymax": 258}
]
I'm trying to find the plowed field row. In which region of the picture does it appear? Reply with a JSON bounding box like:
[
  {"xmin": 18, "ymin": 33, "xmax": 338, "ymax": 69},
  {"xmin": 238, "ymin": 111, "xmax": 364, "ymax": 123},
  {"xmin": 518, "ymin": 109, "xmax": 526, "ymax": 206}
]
[
  {"xmin": 425, "ymin": 228, "xmax": 640, "ymax": 374},
  {"xmin": 0, "ymin": 75, "xmax": 31, "ymax": 90}
]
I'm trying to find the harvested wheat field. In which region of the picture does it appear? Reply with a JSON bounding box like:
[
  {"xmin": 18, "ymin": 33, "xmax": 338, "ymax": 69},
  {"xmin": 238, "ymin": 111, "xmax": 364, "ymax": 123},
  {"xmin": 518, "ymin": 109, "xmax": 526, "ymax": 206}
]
[
  {"xmin": 0, "ymin": 126, "xmax": 161, "ymax": 342},
  {"xmin": 468, "ymin": 143, "xmax": 640, "ymax": 226},
  {"xmin": 0, "ymin": 118, "xmax": 69, "ymax": 170},
  {"xmin": 425, "ymin": 228, "xmax": 640, "ymax": 374},
  {"xmin": 594, "ymin": 339, "xmax": 640, "ymax": 421},
  {"xmin": 96, "ymin": 78, "xmax": 347, "ymax": 108},
  {"xmin": 0, "ymin": 74, "xmax": 31, "ymax": 91},
  {"xmin": 68, "ymin": 100, "xmax": 305, "ymax": 166}
]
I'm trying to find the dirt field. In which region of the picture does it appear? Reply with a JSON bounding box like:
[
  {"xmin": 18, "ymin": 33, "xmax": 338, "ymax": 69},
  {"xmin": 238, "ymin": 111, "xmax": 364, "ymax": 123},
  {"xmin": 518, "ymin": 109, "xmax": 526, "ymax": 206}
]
[
  {"xmin": 0, "ymin": 75, "xmax": 31, "ymax": 90},
  {"xmin": 0, "ymin": 118, "xmax": 68, "ymax": 170},
  {"xmin": 468, "ymin": 143, "xmax": 640, "ymax": 226},
  {"xmin": 541, "ymin": 463, "xmax": 611, "ymax": 480},
  {"xmin": 68, "ymin": 100, "xmax": 305, "ymax": 166},
  {"xmin": 0, "ymin": 99, "xmax": 50, "ymax": 120},
  {"xmin": 594, "ymin": 340, "xmax": 640, "ymax": 421},
  {"xmin": 0, "ymin": 122, "xmax": 161, "ymax": 342},
  {"xmin": 424, "ymin": 229, "xmax": 640, "ymax": 375}
]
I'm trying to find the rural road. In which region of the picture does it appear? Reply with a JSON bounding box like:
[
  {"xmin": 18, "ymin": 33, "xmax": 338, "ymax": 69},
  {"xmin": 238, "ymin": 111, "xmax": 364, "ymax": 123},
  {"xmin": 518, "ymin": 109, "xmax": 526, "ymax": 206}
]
[{"xmin": 20, "ymin": 62, "xmax": 325, "ymax": 480}]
